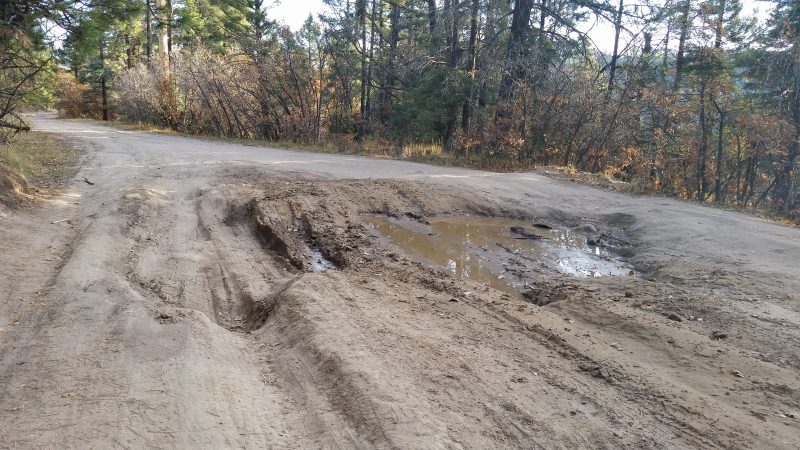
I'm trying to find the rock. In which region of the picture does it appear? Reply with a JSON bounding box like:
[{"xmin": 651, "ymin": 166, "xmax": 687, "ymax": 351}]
[
  {"xmin": 574, "ymin": 224, "xmax": 597, "ymax": 234},
  {"xmin": 449, "ymin": 297, "xmax": 459, "ymax": 302},
  {"xmin": 510, "ymin": 226, "xmax": 545, "ymax": 240},
  {"xmin": 712, "ymin": 330, "xmax": 728, "ymax": 340},
  {"xmin": 579, "ymin": 363, "xmax": 608, "ymax": 379},
  {"xmin": 731, "ymin": 369, "xmax": 745, "ymax": 378},
  {"xmin": 666, "ymin": 312, "xmax": 683, "ymax": 322},
  {"xmin": 157, "ymin": 311, "xmax": 176, "ymax": 324},
  {"xmin": 624, "ymin": 291, "xmax": 634, "ymax": 298}
]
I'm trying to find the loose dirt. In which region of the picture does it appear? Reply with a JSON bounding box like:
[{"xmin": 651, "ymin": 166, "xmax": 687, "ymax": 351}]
[{"xmin": 1, "ymin": 113, "xmax": 799, "ymax": 448}]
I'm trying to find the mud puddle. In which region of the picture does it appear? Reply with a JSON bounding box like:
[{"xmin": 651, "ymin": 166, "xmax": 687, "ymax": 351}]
[
  {"xmin": 306, "ymin": 246, "xmax": 336, "ymax": 271},
  {"xmin": 366, "ymin": 215, "xmax": 633, "ymax": 296}
]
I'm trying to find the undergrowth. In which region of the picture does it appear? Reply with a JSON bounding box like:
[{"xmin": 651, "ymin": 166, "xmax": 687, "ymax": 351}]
[
  {"xmin": 96, "ymin": 118, "xmax": 799, "ymax": 226},
  {"xmin": 0, "ymin": 131, "xmax": 83, "ymax": 189}
]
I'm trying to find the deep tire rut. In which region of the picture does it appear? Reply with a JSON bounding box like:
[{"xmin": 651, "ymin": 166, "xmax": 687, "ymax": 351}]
[{"xmin": 117, "ymin": 184, "xmax": 378, "ymax": 447}]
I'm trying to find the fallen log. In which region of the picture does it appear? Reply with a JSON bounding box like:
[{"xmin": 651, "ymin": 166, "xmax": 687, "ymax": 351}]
[{"xmin": 0, "ymin": 119, "xmax": 30, "ymax": 132}]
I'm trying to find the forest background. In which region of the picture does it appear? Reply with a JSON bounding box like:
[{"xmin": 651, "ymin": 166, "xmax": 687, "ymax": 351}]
[{"xmin": 2, "ymin": 0, "xmax": 799, "ymax": 221}]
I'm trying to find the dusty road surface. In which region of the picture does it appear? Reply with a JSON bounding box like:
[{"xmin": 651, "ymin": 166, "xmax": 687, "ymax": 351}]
[{"xmin": 1, "ymin": 113, "xmax": 799, "ymax": 448}]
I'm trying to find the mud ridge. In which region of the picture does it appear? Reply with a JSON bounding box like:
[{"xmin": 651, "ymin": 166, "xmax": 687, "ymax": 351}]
[
  {"xmin": 477, "ymin": 301, "xmax": 724, "ymax": 447},
  {"xmin": 265, "ymin": 293, "xmax": 395, "ymax": 448},
  {"xmin": 247, "ymin": 200, "xmax": 307, "ymax": 269},
  {"xmin": 241, "ymin": 275, "xmax": 303, "ymax": 330}
]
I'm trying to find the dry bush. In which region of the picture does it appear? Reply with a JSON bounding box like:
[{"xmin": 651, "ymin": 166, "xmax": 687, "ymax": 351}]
[
  {"xmin": 55, "ymin": 71, "xmax": 102, "ymax": 119},
  {"xmin": 115, "ymin": 44, "xmax": 326, "ymax": 144},
  {"xmin": 116, "ymin": 51, "xmax": 261, "ymax": 137},
  {"xmin": 114, "ymin": 63, "xmax": 182, "ymax": 128},
  {"xmin": 113, "ymin": 64, "xmax": 162, "ymax": 124},
  {"xmin": 175, "ymin": 50, "xmax": 260, "ymax": 138}
]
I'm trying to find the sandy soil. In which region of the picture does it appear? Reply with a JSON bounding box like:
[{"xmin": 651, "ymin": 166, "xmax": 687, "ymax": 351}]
[{"xmin": 1, "ymin": 113, "xmax": 799, "ymax": 448}]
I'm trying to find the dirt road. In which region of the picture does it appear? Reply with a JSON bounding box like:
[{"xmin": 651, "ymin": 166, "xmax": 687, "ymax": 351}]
[{"xmin": 1, "ymin": 113, "xmax": 799, "ymax": 448}]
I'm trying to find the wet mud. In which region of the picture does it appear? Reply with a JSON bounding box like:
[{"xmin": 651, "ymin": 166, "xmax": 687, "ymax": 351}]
[{"xmin": 366, "ymin": 215, "xmax": 635, "ymax": 298}]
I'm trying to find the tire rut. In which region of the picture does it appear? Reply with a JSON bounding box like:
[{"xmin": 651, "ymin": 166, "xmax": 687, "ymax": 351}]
[{"xmin": 118, "ymin": 184, "xmax": 380, "ymax": 447}]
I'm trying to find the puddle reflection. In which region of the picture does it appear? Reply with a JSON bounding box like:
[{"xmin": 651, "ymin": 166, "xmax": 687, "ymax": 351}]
[{"xmin": 367, "ymin": 215, "xmax": 633, "ymax": 295}]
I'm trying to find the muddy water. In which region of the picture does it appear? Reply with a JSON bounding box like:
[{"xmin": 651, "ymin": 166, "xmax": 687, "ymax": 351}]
[
  {"xmin": 306, "ymin": 247, "xmax": 336, "ymax": 271},
  {"xmin": 367, "ymin": 216, "xmax": 518, "ymax": 294},
  {"xmin": 366, "ymin": 215, "xmax": 632, "ymax": 295}
]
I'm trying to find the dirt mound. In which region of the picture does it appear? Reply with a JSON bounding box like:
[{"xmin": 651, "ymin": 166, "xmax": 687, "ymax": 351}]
[
  {"xmin": 0, "ymin": 161, "xmax": 31, "ymax": 208},
  {"xmin": 244, "ymin": 179, "xmax": 509, "ymax": 270}
]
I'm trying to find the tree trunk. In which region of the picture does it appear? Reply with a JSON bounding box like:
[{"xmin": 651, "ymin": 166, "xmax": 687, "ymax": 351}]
[
  {"xmin": 100, "ymin": 44, "xmax": 109, "ymax": 121},
  {"xmin": 125, "ymin": 34, "xmax": 132, "ymax": 69},
  {"xmin": 316, "ymin": 54, "xmax": 324, "ymax": 142},
  {"xmin": 774, "ymin": 39, "xmax": 800, "ymax": 210},
  {"xmin": 146, "ymin": 0, "xmax": 152, "ymax": 63},
  {"xmin": 536, "ymin": 0, "xmax": 546, "ymax": 43},
  {"xmin": 606, "ymin": 0, "xmax": 624, "ymax": 100},
  {"xmin": 497, "ymin": 0, "xmax": 534, "ymax": 106},
  {"xmin": 427, "ymin": 0, "xmax": 437, "ymax": 51},
  {"xmin": 167, "ymin": 0, "xmax": 173, "ymax": 54},
  {"xmin": 0, "ymin": 119, "xmax": 30, "ymax": 132},
  {"xmin": 380, "ymin": 1, "xmax": 400, "ymax": 125},
  {"xmin": 449, "ymin": 0, "xmax": 459, "ymax": 67},
  {"xmin": 357, "ymin": 0, "xmax": 367, "ymax": 136},
  {"xmin": 711, "ymin": 0, "xmax": 727, "ymax": 203},
  {"xmin": 714, "ymin": 100, "xmax": 725, "ymax": 203},
  {"xmin": 443, "ymin": 0, "xmax": 460, "ymax": 146},
  {"xmin": 698, "ymin": 76, "xmax": 708, "ymax": 200},
  {"xmin": 673, "ymin": 0, "xmax": 691, "ymax": 92},
  {"xmin": 365, "ymin": 0, "xmax": 377, "ymax": 117},
  {"xmin": 156, "ymin": 0, "xmax": 170, "ymax": 67},
  {"xmin": 715, "ymin": 0, "xmax": 725, "ymax": 49},
  {"xmin": 461, "ymin": 0, "xmax": 479, "ymax": 131},
  {"xmin": 662, "ymin": 14, "xmax": 670, "ymax": 69},
  {"xmin": 250, "ymin": 0, "xmax": 266, "ymax": 41}
]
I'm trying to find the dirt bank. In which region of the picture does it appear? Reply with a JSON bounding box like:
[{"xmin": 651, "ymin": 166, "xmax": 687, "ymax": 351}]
[
  {"xmin": 0, "ymin": 130, "xmax": 84, "ymax": 208},
  {"xmin": 1, "ymin": 113, "xmax": 798, "ymax": 448}
]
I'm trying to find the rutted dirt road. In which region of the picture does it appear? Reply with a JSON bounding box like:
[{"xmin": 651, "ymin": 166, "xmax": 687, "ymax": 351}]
[{"xmin": 1, "ymin": 113, "xmax": 799, "ymax": 448}]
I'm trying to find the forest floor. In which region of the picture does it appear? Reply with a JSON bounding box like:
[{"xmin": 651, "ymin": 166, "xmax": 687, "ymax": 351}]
[{"xmin": 1, "ymin": 112, "xmax": 799, "ymax": 448}]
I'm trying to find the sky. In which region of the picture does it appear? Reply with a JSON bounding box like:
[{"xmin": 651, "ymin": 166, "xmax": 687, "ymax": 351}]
[
  {"xmin": 268, "ymin": 0, "xmax": 775, "ymax": 53},
  {"xmin": 269, "ymin": 0, "xmax": 328, "ymax": 30}
]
